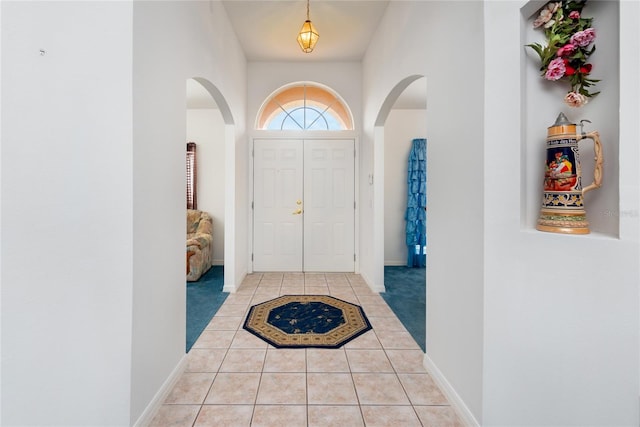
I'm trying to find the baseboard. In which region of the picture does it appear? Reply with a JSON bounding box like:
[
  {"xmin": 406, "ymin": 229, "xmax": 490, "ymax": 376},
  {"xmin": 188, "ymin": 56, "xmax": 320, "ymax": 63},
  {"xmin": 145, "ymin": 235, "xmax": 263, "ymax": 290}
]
[
  {"xmin": 423, "ymin": 353, "xmax": 481, "ymax": 427},
  {"xmin": 212, "ymin": 259, "xmax": 224, "ymax": 266},
  {"xmin": 359, "ymin": 270, "xmax": 385, "ymax": 293},
  {"xmin": 223, "ymin": 270, "xmax": 246, "ymax": 293},
  {"xmin": 133, "ymin": 354, "xmax": 189, "ymax": 427},
  {"xmin": 384, "ymin": 260, "xmax": 407, "ymax": 266}
]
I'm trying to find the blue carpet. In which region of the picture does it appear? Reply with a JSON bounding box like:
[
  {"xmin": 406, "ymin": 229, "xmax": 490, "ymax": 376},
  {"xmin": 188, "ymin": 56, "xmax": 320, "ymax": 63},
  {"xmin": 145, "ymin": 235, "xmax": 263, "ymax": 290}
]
[
  {"xmin": 382, "ymin": 266, "xmax": 426, "ymax": 352},
  {"xmin": 186, "ymin": 265, "xmax": 228, "ymax": 352}
]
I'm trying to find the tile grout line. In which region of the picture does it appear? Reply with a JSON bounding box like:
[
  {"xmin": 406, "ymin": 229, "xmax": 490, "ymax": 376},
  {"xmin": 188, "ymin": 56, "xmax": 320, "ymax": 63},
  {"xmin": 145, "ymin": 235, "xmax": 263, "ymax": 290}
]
[
  {"xmin": 157, "ymin": 272, "xmax": 457, "ymax": 426},
  {"xmin": 343, "ymin": 276, "xmax": 368, "ymax": 426}
]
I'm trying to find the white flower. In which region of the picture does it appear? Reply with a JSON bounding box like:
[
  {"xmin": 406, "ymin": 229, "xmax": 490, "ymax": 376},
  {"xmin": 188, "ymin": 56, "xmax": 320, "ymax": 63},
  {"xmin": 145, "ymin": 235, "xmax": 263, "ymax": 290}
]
[
  {"xmin": 533, "ymin": 2, "xmax": 561, "ymax": 28},
  {"xmin": 564, "ymin": 92, "xmax": 588, "ymax": 108}
]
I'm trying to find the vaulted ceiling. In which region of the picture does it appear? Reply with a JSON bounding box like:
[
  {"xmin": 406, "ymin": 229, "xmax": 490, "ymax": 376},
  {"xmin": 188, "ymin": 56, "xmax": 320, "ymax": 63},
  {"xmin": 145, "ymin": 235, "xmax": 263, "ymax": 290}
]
[
  {"xmin": 187, "ymin": 1, "xmax": 426, "ymax": 110},
  {"xmin": 221, "ymin": 0, "xmax": 390, "ymax": 62}
]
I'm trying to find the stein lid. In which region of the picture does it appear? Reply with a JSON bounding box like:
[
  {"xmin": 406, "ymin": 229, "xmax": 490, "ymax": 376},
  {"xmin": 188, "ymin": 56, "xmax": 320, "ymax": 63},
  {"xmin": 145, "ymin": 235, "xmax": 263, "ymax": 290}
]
[{"xmin": 550, "ymin": 112, "xmax": 574, "ymax": 128}]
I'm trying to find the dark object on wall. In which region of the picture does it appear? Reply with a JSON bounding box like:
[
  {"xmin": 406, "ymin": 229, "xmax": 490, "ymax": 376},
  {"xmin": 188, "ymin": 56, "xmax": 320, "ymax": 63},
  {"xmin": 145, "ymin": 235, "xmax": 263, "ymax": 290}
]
[{"xmin": 186, "ymin": 142, "xmax": 197, "ymax": 209}]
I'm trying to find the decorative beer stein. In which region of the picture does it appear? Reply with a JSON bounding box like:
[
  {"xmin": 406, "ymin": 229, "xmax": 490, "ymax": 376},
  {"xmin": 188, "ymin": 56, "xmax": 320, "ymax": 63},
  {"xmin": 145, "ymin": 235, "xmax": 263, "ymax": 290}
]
[{"xmin": 536, "ymin": 112, "xmax": 603, "ymax": 234}]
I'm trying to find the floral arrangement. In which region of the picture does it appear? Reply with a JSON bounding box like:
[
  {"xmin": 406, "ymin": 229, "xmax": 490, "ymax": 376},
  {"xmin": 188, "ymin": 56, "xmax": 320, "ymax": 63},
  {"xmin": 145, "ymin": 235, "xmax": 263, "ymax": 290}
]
[{"xmin": 527, "ymin": 0, "xmax": 600, "ymax": 107}]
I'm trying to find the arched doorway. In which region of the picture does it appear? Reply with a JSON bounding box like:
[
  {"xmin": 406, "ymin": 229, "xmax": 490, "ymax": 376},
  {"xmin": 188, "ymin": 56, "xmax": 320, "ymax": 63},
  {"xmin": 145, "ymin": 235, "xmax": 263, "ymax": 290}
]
[
  {"xmin": 374, "ymin": 75, "xmax": 427, "ymax": 350},
  {"xmin": 372, "ymin": 75, "xmax": 426, "ymax": 285},
  {"xmin": 185, "ymin": 78, "xmax": 236, "ymax": 351},
  {"xmin": 186, "ymin": 79, "xmax": 226, "ymax": 272},
  {"xmin": 187, "ymin": 77, "xmax": 236, "ymax": 291}
]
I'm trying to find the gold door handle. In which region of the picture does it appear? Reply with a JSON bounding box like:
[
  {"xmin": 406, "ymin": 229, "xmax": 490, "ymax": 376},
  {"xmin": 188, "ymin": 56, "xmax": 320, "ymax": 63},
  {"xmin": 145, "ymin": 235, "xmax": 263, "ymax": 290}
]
[{"xmin": 292, "ymin": 208, "xmax": 303, "ymax": 215}]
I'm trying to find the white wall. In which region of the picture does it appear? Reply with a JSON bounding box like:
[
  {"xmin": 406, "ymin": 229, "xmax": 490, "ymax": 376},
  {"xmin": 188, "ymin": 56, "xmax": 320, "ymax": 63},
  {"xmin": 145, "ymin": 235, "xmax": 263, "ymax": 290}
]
[
  {"xmin": 367, "ymin": 2, "xmax": 639, "ymax": 424},
  {"xmin": 1, "ymin": 2, "xmax": 134, "ymax": 425},
  {"xmin": 363, "ymin": 1, "xmax": 486, "ymax": 419},
  {"xmin": 131, "ymin": 1, "xmax": 246, "ymax": 423},
  {"xmin": 1, "ymin": 1, "xmax": 247, "ymax": 425},
  {"xmin": 384, "ymin": 109, "xmax": 427, "ymax": 265},
  {"xmin": 482, "ymin": 1, "xmax": 639, "ymax": 425},
  {"xmin": 187, "ymin": 108, "xmax": 226, "ymax": 264}
]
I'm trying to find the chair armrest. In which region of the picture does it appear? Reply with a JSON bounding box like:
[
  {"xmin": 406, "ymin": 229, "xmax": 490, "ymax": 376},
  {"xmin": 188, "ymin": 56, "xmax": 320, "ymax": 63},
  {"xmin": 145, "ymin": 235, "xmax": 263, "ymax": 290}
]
[{"xmin": 187, "ymin": 233, "xmax": 212, "ymax": 250}]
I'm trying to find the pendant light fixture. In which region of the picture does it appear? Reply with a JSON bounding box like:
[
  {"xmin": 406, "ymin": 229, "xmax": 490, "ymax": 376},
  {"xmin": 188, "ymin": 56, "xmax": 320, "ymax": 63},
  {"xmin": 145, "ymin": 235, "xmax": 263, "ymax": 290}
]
[{"xmin": 297, "ymin": 0, "xmax": 319, "ymax": 53}]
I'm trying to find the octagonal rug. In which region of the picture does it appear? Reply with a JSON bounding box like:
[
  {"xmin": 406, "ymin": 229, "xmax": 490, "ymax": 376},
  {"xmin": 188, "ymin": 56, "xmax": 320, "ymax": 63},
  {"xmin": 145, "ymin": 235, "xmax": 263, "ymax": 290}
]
[{"xmin": 243, "ymin": 295, "xmax": 372, "ymax": 348}]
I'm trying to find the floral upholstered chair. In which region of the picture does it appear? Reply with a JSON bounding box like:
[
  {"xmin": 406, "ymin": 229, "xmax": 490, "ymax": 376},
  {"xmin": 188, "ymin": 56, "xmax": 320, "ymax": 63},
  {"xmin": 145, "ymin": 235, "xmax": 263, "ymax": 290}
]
[{"xmin": 186, "ymin": 209, "xmax": 213, "ymax": 281}]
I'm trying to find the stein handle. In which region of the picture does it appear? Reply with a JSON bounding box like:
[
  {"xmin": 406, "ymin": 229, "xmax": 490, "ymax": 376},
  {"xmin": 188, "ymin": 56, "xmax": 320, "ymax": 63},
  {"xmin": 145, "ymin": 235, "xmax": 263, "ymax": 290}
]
[{"xmin": 578, "ymin": 130, "xmax": 603, "ymax": 195}]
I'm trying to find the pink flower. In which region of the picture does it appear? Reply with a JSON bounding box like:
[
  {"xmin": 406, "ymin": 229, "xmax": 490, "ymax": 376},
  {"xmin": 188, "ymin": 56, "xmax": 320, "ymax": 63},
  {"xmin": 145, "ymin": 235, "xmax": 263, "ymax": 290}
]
[
  {"xmin": 569, "ymin": 11, "xmax": 580, "ymax": 19},
  {"xmin": 545, "ymin": 57, "xmax": 566, "ymax": 81},
  {"xmin": 556, "ymin": 43, "xmax": 576, "ymax": 57},
  {"xmin": 564, "ymin": 92, "xmax": 588, "ymax": 107},
  {"xmin": 533, "ymin": 2, "xmax": 561, "ymax": 28},
  {"xmin": 570, "ymin": 28, "xmax": 596, "ymax": 47}
]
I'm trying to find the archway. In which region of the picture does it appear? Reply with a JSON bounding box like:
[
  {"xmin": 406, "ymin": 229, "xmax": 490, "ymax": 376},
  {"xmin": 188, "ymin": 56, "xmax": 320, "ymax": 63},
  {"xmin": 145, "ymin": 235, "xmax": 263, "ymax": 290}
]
[
  {"xmin": 185, "ymin": 78, "xmax": 236, "ymax": 350},
  {"xmin": 372, "ymin": 74, "xmax": 426, "ymax": 284},
  {"xmin": 374, "ymin": 75, "xmax": 427, "ymax": 349},
  {"xmin": 187, "ymin": 77, "xmax": 236, "ymax": 291}
]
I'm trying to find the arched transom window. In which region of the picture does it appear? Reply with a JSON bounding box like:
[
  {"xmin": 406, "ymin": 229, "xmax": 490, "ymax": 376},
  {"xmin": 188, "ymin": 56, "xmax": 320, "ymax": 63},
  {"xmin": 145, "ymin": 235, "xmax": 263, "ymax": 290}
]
[{"xmin": 257, "ymin": 83, "xmax": 353, "ymax": 130}]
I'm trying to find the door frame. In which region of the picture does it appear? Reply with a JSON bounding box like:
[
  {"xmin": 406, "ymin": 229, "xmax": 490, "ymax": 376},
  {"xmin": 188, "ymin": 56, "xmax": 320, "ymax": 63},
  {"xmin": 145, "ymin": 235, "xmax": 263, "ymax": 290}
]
[{"xmin": 248, "ymin": 131, "xmax": 360, "ymax": 274}]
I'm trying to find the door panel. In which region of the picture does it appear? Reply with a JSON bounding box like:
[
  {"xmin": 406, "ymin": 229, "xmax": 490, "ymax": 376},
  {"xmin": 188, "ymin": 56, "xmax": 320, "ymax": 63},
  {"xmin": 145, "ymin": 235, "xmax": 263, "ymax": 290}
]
[
  {"xmin": 253, "ymin": 140, "xmax": 303, "ymax": 271},
  {"xmin": 303, "ymin": 140, "xmax": 355, "ymax": 272}
]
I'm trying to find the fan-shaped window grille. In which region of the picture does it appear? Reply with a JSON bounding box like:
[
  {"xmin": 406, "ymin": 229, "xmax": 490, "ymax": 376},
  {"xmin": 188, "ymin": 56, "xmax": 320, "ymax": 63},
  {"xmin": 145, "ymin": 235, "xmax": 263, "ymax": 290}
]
[{"xmin": 257, "ymin": 83, "xmax": 353, "ymax": 131}]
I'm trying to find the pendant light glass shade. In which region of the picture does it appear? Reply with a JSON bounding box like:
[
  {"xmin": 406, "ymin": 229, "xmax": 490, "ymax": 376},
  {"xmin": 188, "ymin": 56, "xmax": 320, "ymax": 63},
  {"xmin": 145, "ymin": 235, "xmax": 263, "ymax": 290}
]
[
  {"xmin": 297, "ymin": 20, "xmax": 319, "ymax": 53},
  {"xmin": 297, "ymin": 0, "xmax": 319, "ymax": 53}
]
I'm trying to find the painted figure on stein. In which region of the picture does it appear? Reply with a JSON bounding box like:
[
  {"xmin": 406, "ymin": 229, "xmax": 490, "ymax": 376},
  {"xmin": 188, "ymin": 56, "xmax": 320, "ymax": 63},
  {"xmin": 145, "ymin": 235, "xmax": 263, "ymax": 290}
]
[{"xmin": 536, "ymin": 112, "xmax": 603, "ymax": 234}]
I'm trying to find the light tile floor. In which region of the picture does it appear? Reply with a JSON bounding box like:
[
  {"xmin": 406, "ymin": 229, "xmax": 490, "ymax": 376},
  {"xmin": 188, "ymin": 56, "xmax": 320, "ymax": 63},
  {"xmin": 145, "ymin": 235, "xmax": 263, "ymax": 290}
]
[{"xmin": 150, "ymin": 272, "xmax": 463, "ymax": 427}]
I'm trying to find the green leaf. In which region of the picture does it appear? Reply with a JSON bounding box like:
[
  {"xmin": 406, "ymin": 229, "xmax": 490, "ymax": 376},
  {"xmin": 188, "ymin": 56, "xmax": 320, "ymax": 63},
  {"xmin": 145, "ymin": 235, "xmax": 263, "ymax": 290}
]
[{"xmin": 526, "ymin": 43, "xmax": 545, "ymax": 59}]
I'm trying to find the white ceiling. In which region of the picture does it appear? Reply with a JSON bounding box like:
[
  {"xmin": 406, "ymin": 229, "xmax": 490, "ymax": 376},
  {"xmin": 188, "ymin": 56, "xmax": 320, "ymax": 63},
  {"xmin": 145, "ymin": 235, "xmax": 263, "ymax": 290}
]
[
  {"xmin": 187, "ymin": 0, "xmax": 426, "ymax": 110},
  {"xmin": 221, "ymin": 0, "xmax": 390, "ymax": 62}
]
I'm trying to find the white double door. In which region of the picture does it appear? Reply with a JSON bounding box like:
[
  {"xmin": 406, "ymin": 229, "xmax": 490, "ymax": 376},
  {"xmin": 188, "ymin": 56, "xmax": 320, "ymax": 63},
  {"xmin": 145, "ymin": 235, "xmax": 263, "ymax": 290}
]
[{"xmin": 253, "ymin": 138, "xmax": 355, "ymax": 272}]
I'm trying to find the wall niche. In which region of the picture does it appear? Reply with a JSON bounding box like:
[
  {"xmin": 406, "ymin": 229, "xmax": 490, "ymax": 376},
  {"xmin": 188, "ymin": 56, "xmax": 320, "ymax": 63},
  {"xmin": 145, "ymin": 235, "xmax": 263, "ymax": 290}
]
[{"xmin": 520, "ymin": 0, "xmax": 620, "ymax": 237}]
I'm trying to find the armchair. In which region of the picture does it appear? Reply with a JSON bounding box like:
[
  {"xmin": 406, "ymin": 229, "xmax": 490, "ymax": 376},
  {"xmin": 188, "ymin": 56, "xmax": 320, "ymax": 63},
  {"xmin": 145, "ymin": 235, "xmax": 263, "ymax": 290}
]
[{"xmin": 186, "ymin": 209, "xmax": 213, "ymax": 281}]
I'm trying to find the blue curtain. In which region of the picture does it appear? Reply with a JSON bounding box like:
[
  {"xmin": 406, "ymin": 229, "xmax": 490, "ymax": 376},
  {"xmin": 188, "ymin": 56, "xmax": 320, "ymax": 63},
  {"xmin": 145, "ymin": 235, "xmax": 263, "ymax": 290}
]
[{"xmin": 405, "ymin": 138, "xmax": 426, "ymax": 267}]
